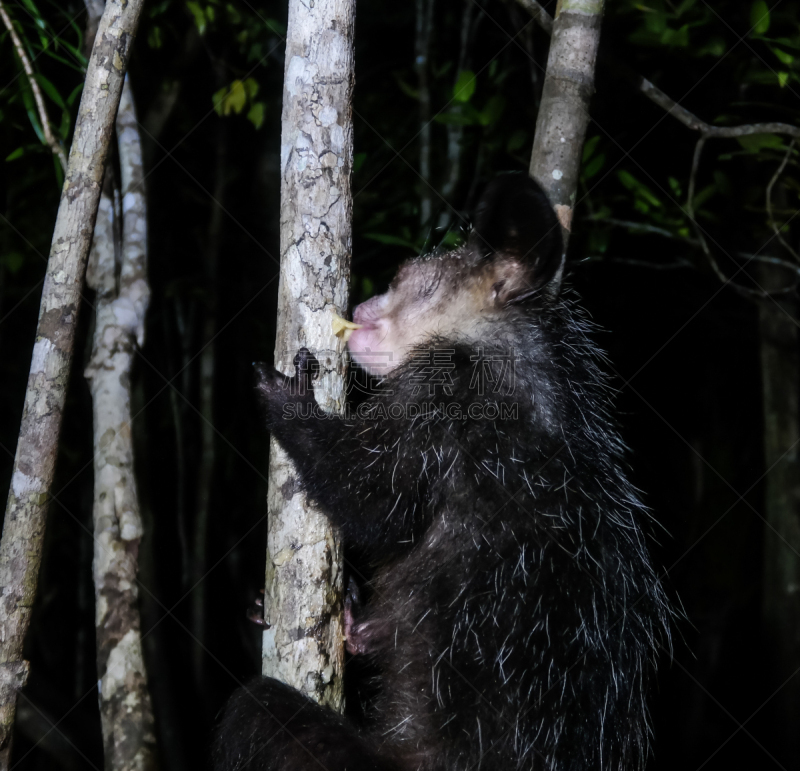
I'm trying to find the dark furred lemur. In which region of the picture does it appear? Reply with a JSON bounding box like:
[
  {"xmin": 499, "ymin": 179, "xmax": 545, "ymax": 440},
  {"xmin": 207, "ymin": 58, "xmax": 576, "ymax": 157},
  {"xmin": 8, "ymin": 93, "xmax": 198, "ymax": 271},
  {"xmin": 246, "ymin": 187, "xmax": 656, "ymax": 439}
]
[{"xmin": 212, "ymin": 175, "xmax": 672, "ymax": 771}]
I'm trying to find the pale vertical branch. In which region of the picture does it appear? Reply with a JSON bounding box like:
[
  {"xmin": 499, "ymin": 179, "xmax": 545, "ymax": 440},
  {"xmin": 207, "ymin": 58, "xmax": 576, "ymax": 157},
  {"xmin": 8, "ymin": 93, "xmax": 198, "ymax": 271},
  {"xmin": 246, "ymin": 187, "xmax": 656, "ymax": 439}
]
[
  {"xmin": 0, "ymin": 0, "xmax": 67, "ymax": 171},
  {"xmin": 529, "ymin": 0, "xmax": 605, "ymax": 250},
  {"xmin": 415, "ymin": 0, "xmax": 435, "ymax": 227},
  {"xmin": 765, "ymin": 140, "xmax": 799, "ymax": 263},
  {"xmin": 84, "ymin": 76, "xmax": 155, "ymax": 771},
  {"xmin": 514, "ymin": 0, "xmax": 553, "ymax": 34},
  {"xmin": 0, "ymin": 1, "xmax": 146, "ymax": 762},
  {"xmin": 265, "ymin": 0, "xmax": 355, "ymax": 710}
]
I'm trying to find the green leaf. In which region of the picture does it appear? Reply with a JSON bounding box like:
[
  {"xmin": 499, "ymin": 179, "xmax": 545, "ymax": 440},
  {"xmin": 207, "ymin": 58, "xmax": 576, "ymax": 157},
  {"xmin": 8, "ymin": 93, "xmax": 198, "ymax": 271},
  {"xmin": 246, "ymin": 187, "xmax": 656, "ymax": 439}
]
[
  {"xmin": 226, "ymin": 4, "xmax": 242, "ymax": 24},
  {"xmin": 364, "ymin": 233, "xmax": 418, "ymax": 249},
  {"xmin": 582, "ymin": 135, "xmax": 600, "ymax": 162},
  {"xmin": 644, "ymin": 10, "xmax": 667, "ymax": 35},
  {"xmin": 617, "ymin": 170, "xmax": 662, "ymax": 207},
  {"xmin": 453, "ymin": 70, "xmax": 476, "ymax": 103},
  {"xmin": 3, "ymin": 251, "xmax": 25, "ymax": 274},
  {"xmin": 736, "ymin": 133, "xmax": 784, "ymax": 152},
  {"xmin": 668, "ymin": 176, "xmax": 682, "ymax": 197},
  {"xmin": 478, "ymin": 95, "xmax": 505, "ymax": 126},
  {"xmin": 148, "ymin": 26, "xmax": 163, "ymax": 49},
  {"xmin": 696, "ymin": 37, "xmax": 726, "ymax": 57},
  {"xmin": 693, "ymin": 183, "xmax": 716, "ymax": 209},
  {"xmin": 661, "ymin": 24, "xmax": 689, "ymax": 47},
  {"xmin": 712, "ymin": 170, "xmax": 731, "ymax": 195},
  {"xmin": 213, "ymin": 81, "xmax": 248, "ymax": 116},
  {"xmin": 751, "ymin": 1, "xmax": 770, "ymax": 35},
  {"xmin": 66, "ymin": 83, "xmax": 83, "ymax": 107},
  {"xmin": 50, "ymin": 34, "xmax": 86, "ymax": 67},
  {"xmin": 507, "ymin": 130, "xmax": 528, "ymax": 154},
  {"xmin": 186, "ymin": 2, "xmax": 207, "ymax": 34},
  {"xmin": 212, "ymin": 86, "xmax": 227, "ymax": 116},
  {"xmin": 582, "ymin": 153, "xmax": 605, "ymax": 180},
  {"xmin": 226, "ymin": 80, "xmax": 247, "ymax": 114},
  {"xmin": 205, "ymin": 4, "xmax": 215, "ymax": 22},
  {"xmin": 439, "ymin": 231, "xmax": 464, "ymax": 249},
  {"xmin": 20, "ymin": 86, "xmax": 45, "ymax": 144},
  {"xmin": 778, "ymin": 72, "xmax": 789, "ymax": 88},
  {"xmin": 588, "ymin": 229, "xmax": 610, "ymax": 255},
  {"xmin": 58, "ymin": 109, "xmax": 71, "ymax": 141},
  {"xmin": 247, "ymin": 102, "xmax": 265, "ymax": 129},
  {"xmin": 243, "ymin": 78, "xmax": 260, "ymax": 101},
  {"xmin": 675, "ymin": 0, "xmax": 697, "ymax": 17},
  {"xmin": 19, "ymin": 0, "xmax": 42, "ymax": 17},
  {"xmin": 5, "ymin": 147, "xmax": 25, "ymax": 162},
  {"xmin": 33, "ymin": 74, "xmax": 64, "ymax": 109},
  {"xmin": 434, "ymin": 110, "xmax": 476, "ymax": 126},
  {"xmin": 433, "ymin": 62, "xmax": 453, "ymax": 79},
  {"xmin": 772, "ymin": 46, "xmax": 794, "ymax": 66},
  {"xmin": 394, "ymin": 75, "xmax": 419, "ymax": 101},
  {"xmin": 353, "ymin": 152, "xmax": 367, "ymax": 174},
  {"xmin": 264, "ymin": 18, "xmax": 286, "ymax": 36}
]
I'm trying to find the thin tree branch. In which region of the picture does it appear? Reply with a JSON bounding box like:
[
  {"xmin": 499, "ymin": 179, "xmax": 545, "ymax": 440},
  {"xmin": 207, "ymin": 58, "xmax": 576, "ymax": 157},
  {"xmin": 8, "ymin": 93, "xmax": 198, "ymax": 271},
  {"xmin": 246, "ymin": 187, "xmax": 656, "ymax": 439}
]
[
  {"xmin": 765, "ymin": 139, "xmax": 799, "ymax": 263},
  {"xmin": 515, "ymin": 0, "xmax": 799, "ymax": 299},
  {"xmin": 514, "ymin": 0, "xmax": 800, "ymax": 143},
  {"xmin": 637, "ymin": 76, "xmax": 800, "ymax": 141},
  {"xmin": 0, "ymin": 0, "xmax": 67, "ymax": 171},
  {"xmin": 85, "ymin": 75, "xmax": 155, "ymax": 771},
  {"xmin": 514, "ymin": 0, "xmax": 552, "ymax": 34},
  {"xmin": 686, "ymin": 136, "xmax": 753, "ymax": 295}
]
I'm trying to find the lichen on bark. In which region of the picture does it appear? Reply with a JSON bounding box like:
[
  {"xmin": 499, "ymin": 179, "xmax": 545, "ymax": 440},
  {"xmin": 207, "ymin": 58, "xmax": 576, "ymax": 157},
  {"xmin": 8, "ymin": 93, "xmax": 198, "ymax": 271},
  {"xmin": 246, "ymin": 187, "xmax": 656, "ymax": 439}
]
[{"xmin": 264, "ymin": 0, "xmax": 356, "ymax": 711}]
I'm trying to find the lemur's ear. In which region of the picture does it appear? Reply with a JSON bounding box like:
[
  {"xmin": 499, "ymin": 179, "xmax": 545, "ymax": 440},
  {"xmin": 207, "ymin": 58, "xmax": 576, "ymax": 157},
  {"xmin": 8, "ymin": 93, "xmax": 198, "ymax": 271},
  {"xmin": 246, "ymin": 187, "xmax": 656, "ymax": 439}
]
[{"xmin": 469, "ymin": 174, "xmax": 564, "ymax": 302}]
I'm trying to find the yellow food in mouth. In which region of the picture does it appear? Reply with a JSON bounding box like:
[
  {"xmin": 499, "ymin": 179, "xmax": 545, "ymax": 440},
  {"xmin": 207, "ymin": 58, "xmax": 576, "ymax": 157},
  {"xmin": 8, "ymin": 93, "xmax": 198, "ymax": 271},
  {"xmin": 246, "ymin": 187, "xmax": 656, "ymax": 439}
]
[{"xmin": 332, "ymin": 313, "xmax": 363, "ymax": 342}]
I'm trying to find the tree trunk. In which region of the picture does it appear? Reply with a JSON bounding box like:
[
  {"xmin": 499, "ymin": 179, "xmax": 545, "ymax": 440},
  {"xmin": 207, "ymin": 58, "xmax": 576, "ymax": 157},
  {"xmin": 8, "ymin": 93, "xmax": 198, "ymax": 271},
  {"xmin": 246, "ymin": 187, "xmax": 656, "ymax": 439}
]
[
  {"xmin": 264, "ymin": 0, "xmax": 355, "ymax": 711},
  {"xmin": 0, "ymin": 1, "xmax": 145, "ymax": 763},
  {"xmin": 84, "ymin": 76, "xmax": 155, "ymax": 771},
  {"xmin": 758, "ymin": 263, "xmax": 800, "ymax": 765},
  {"xmin": 529, "ymin": 0, "xmax": 604, "ymax": 251}
]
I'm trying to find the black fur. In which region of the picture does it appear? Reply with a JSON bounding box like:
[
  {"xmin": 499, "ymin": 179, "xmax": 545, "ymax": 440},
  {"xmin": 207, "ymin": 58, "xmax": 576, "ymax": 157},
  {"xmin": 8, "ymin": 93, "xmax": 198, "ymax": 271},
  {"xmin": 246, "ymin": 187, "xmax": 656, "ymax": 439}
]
[
  {"xmin": 471, "ymin": 172, "xmax": 564, "ymax": 290},
  {"xmin": 213, "ymin": 176, "xmax": 671, "ymax": 771}
]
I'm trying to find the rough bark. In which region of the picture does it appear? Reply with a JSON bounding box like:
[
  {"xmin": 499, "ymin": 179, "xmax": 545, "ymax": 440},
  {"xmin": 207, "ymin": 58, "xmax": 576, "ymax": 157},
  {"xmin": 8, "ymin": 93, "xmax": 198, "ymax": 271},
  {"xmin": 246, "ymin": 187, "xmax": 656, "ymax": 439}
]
[
  {"xmin": 264, "ymin": 0, "xmax": 355, "ymax": 711},
  {"xmin": 84, "ymin": 76, "xmax": 155, "ymax": 771},
  {"xmin": 529, "ymin": 0, "xmax": 604, "ymax": 250},
  {"xmin": 0, "ymin": 0, "xmax": 145, "ymax": 763},
  {"xmin": 758, "ymin": 262, "xmax": 800, "ymax": 763}
]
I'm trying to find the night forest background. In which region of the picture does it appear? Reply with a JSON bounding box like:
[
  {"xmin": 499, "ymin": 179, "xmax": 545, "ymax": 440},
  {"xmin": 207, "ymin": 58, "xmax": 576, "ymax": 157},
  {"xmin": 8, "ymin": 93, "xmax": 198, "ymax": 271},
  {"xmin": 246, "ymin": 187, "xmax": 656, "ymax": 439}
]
[{"xmin": 1, "ymin": 0, "xmax": 800, "ymax": 769}]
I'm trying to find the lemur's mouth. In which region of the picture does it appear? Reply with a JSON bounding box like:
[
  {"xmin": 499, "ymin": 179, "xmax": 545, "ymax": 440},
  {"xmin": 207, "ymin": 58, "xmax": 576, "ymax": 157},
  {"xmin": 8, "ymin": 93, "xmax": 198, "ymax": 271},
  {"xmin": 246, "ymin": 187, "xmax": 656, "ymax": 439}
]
[{"xmin": 332, "ymin": 314, "xmax": 364, "ymax": 342}]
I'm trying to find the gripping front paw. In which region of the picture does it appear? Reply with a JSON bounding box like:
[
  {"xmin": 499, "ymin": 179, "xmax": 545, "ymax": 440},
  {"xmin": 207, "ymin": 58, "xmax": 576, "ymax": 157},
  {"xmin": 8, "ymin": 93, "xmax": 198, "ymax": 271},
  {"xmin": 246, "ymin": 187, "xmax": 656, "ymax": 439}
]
[
  {"xmin": 293, "ymin": 347, "xmax": 320, "ymax": 398},
  {"xmin": 253, "ymin": 348, "xmax": 320, "ymax": 428}
]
